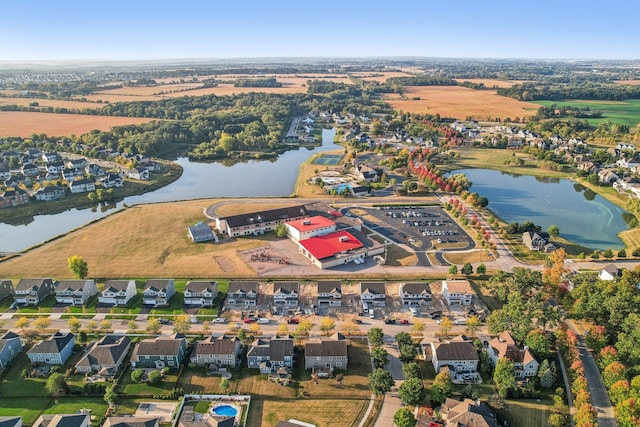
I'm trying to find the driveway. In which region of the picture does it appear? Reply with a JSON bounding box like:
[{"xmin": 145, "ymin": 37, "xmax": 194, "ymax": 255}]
[{"xmin": 373, "ymin": 337, "xmax": 406, "ymax": 427}]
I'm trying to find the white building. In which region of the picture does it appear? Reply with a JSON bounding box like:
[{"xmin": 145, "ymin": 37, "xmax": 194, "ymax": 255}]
[
  {"xmin": 441, "ymin": 280, "xmax": 474, "ymax": 306},
  {"xmin": 285, "ymin": 215, "xmax": 336, "ymax": 241},
  {"xmin": 98, "ymin": 280, "xmax": 137, "ymax": 306}
]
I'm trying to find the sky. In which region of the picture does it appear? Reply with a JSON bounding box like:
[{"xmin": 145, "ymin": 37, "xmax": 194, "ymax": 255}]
[{"xmin": 1, "ymin": 0, "xmax": 639, "ymax": 61}]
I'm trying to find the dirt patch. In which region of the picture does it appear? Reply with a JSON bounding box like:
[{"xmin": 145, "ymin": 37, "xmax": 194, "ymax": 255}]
[{"xmin": 215, "ymin": 256, "xmax": 236, "ymax": 273}]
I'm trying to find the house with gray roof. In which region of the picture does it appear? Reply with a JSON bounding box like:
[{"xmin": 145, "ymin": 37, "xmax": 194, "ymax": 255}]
[
  {"xmin": 54, "ymin": 280, "xmax": 98, "ymax": 305},
  {"xmin": 0, "ymin": 188, "xmax": 30, "ymax": 208},
  {"xmin": 304, "ymin": 333, "xmax": 347, "ymax": 376},
  {"xmin": 0, "ymin": 416, "xmax": 22, "ymax": 427},
  {"xmin": 227, "ymin": 281, "xmax": 259, "ymax": 307},
  {"xmin": 130, "ymin": 334, "xmax": 187, "ymax": 369},
  {"xmin": 14, "ymin": 278, "xmax": 54, "ymax": 306},
  {"xmin": 103, "ymin": 418, "xmax": 159, "ymax": 427},
  {"xmin": 399, "ymin": 282, "xmax": 432, "ymax": 306},
  {"xmin": 187, "ymin": 222, "xmax": 217, "ymax": 243},
  {"xmin": 21, "ymin": 163, "xmax": 39, "ymax": 177},
  {"xmin": 75, "ymin": 335, "xmax": 131, "ymax": 376},
  {"xmin": 35, "ymin": 185, "xmax": 65, "ymax": 201},
  {"xmin": 317, "ymin": 281, "xmax": 341, "ymax": 307},
  {"xmin": 0, "ymin": 331, "xmax": 22, "ymax": 368},
  {"xmin": 33, "ymin": 414, "xmax": 89, "ymax": 427},
  {"xmin": 247, "ymin": 336, "xmax": 294, "ymax": 374},
  {"xmin": 429, "ymin": 338, "xmax": 479, "ymax": 375},
  {"xmin": 184, "ymin": 281, "xmax": 218, "ymax": 307},
  {"xmin": 99, "ymin": 280, "xmax": 137, "ymax": 306},
  {"xmin": 69, "ymin": 178, "xmax": 96, "ymax": 194},
  {"xmin": 0, "ymin": 279, "xmax": 14, "ymax": 302},
  {"xmin": 143, "ymin": 279, "xmax": 175, "ymax": 307},
  {"xmin": 360, "ymin": 282, "xmax": 386, "ymax": 307},
  {"xmin": 273, "ymin": 282, "xmax": 299, "ymax": 307},
  {"xmin": 27, "ymin": 332, "xmax": 75, "ymax": 365},
  {"xmin": 190, "ymin": 335, "xmax": 242, "ymax": 367},
  {"xmin": 440, "ymin": 398, "xmax": 497, "ymax": 427}
]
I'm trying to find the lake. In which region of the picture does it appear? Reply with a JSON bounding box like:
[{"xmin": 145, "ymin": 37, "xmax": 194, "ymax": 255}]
[
  {"xmin": 453, "ymin": 168, "xmax": 628, "ymax": 249},
  {"xmin": 0, "ymin": 128, "xmax": 340, "ymax": 252}
]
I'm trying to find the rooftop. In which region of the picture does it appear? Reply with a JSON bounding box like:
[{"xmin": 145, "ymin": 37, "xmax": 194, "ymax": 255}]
[
  {"xmin": 299, "ymin": 230, "xmax": 363, "ymax": 260},
  {"xmin": 286, "ymin": 215, "xmax": 335, "ymax": 233}
]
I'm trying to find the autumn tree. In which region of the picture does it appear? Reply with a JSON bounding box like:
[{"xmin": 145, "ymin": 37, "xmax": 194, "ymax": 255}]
[
  {"xmin": 220, "ymin": 377, "xmax": 230, "ymax": 394},
  {"xmin": 146, "ymin": 317, "xmax": 162, "ymax": 334},
  {"xmin": 430, "ymin": 371, "xmax": 453, "ymax": 403},
  {"xmin": 67, "ymin": 255, "xmax": 88, "ymax": 279},
  {"xmin": 439, "ymin": 317, "xmax": 453, "ymax": 336},
  {"xmin": 410, "ymin": 320, "xmax": 425, "ymax": 334},
  {"xmin": 320, "ymin": 317, "xmax": 335, "ymax": 334},
  {"xmin": 100, "ymin": 319, "xmax": 112, "ymax": 331},
  {"xmin": 33, "ymin": 317, "xmax": 50, "ymax": 331},
  {"xmin": 277, "ymin": 323, "xmax": 289, "ymax": 335},
  {"xmin": 465, "ymin": 315, "xmax": 481, "ymax": 336},
  {"xmin": 15, "ymin": 316, "xmax": 30, "ymax": 329},
  {"xmin": 86, "ymin": 319, "xmax": 98, "ymax": 333},
  {"xmin": 67, "ymin": 317, "xmax": 81, "ymax": 334},
  {"xmin": 543, "ymin": 247, "xmax": 567, "ymax": 293}
]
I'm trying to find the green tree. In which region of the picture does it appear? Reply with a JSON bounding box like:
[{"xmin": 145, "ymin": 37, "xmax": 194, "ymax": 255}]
[
  {"xmin": 46, "ymin": 372, "xmax": 67, "ymax": 395},
  {"xmin": 430, "ymin": 371, "xmax": 453, "ymax": 404},
  {"xmin": 395, "ymin": 332, "xmax": 412, "ymax": 348},
  {"xmin": 127, "ymin": 320, "xmax": 138, "ymax": 333},
  {"xmin": 494, "ymin": 359, "xmax": 517, "ymax": 397},
  {"xmin": 147, "ymin": 370, "xmax": 162, "ymax": 385},
  {"xmin": 476, "ymin": 263, "xmax": 487, "ymax": 275},
  {"xmin": 393, "ymin": 408, "xmax": 417, "ymax": 427},
  {"xmin": 448, "ymin": 264, "xmax": 458, "ymax": 275},
  {"xmin": 104, "ymin": 385, "xmax": 117, "ymax": 405},
  {"xmin": 461, "ymin": 262, "xmax": 473, "ymax": 276},
  {"xmin": 617, "ymin": 313, "xmax": 640, "ymax": 365},
  {"xmin": 67, "ymin": 255, "xmax": 88, "ymax": 279},
  {"xmin": 220, "ymin": 377, "xmax": 230, "ymax": 394},
  {"xmin": 538, "ymin": 359, "xmax": 556, "ymax": 389},
  {"xmin": 368, "ymin": 327, "xmax": 384, "ymax": 347},
  {"xmin": 399, "ymin": 345, "xmax": 417, "ymax": 364},
  {"xmin": 371, "ymin": 346, "xmax": 389, "ymax": 369},
  {"xmin": 525, "ymin": 329, "xmax": 551, "ymax": 360},
  {"xmin": 274, "ymin": 223, "xmax": 287, "ymax": 238},
  {"xmin": 618, "ymin": 248, "xmax": 627, "ymax": 258},
  {"xmin": 548, "ymin": 225, "xmax": 560, "ymax": 236},
  {"xmin": 67, "ymin": 317, "xmax": 81, "ymax": 334},
  {"xmin": 548, "ymin": 413, "xmax": 568, "ymax": 427},
  {"xmin": 399, "ymin": 377, "xmax": 426, "ymax": 405},
  {"xmin": 402, "ymin": 362, "xmax": 421, "ymax": 380},
  {"xmin": 131, "ymin": 369, "xmax": 144, "ymax": 384},
  {"xmin": 368, "ymin": 368, "xmax": 394, "ymax": 395}
]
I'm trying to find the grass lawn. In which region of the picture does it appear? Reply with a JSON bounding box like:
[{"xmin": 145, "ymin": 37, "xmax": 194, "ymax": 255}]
[
  {"xmin": 533, "ymin": 99, "xmax": 640, "ymax": 127},
  {"xmin": 501, "ymin": 399, "xmax": 553, "ymax": 427},
  {"xmin": 15, "ymin": 295, "xmax": 56, "ymax": 314},
  {"xmin": 235, "ymin": 370, "xmax": 296, "ymax": 399},
  {"xmin": 176, "ymin": 365, "xmax": 225, "ymax": 394},
  {"xmin": 43, "ymin": 397, "xmax": 108, "ymax": 418},
  {"xmin": 110, "ymin": 398, "xmax": 150, "ymax": 416},
  {"xmin": 116, "ymin": 366, "xmax": 179, "ymax": 395},
  {"xmin": 0, "ymin": 352, "xmax": 51, "ymax": 397},
  {"xmin": 443, "ymin": 250, "xmax": 493, "ymax": 265},
  {"xmin": 192, "ymin": 400, "xmax": 211, "ymax": 413},
  {"xmin": 248, "ymin": 398, "xmax": 368, "ymax": 427},
  {"xmin": 108, "ymin": 293, "xmax": 143, "ymax": 315},
  {"xmin": 0, "ymin": 398, "xmax": 50, "ymax": 425}
]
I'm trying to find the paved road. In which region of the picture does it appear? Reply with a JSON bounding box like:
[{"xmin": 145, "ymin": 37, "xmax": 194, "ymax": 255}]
[{"xmin": 373, "ymin": 336, "xmax": 405, "ymax": 427}]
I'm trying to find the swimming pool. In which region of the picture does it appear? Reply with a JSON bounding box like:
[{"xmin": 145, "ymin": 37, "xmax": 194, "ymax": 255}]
[
  {"xmin": 336, "ymin": 183, "xmax": 352, "ymax": 193},
  {"xmin": 211, "ymin": 405, "xmax": 238, "ymax": 417}
]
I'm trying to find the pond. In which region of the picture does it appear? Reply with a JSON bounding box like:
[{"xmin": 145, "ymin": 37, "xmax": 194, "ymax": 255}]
[
  {"xmin": 0, "ymin": 128, "xmax": 340, "ymax": 252},
  {"xmin": 452, "ymin": 168, "xmax": 628, "ymax": 249}
]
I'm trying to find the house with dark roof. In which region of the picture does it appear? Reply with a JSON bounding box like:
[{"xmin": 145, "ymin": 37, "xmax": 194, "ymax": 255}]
[
  {"xmin": 45, "ymin": 162, "xmax": 65, "ymax": 175},
  {"xmin": 522, "ymin": 231, "xmax": 555, "ymax": 252},
  {"xmin": 126, "ymin": 168, "xmax": 149, "ymax": 180},
  {"xmin": 101, "ymin": 173, "xmax": 124, "ymax": 188},
  {"xmin": 440, "ymin": 398, "xmax": 497, "ymax": 427},
  {"xmin": 487, "ymin": 332, "xmax": 539, "ymax": 379},
  {"xmin": 41, "ymin": 152, "xmax": 62, "ymax": 164},
  {"xmin": 316, "ymin": 280, "xmax": 341, "ymax": 307},
  {"xmin": 27, "ymin": 332, "xmax": 75, "ymax": 365},
  {"xmin": 0, "ymin": 331, "xmax": 22, "ymax": 368},
  {"xmin": 184, "ymin": 281, "xmax": 218, "ymax": 307},
  {"xmin": 179, "ymin": 407, "xmax": 235, "ymax": 427},
  {"xmin": 304, "ymin": 333, "xmax": 347, "ymax": 376},
  {"xmin": 21, "ymin": 163, "xmax": 39, "ymax": 177},
  {"xmin": 247, "ymin": 336, "xmax": 294, "ymax": 374},
  {"xmin": 14, "ymin": 278, "xmax": 55, "ymax": 306},
  {"xmin": 0, "ymin": 279, "xmax": 14, "ymax": 302},
  {"xmin": 35, "ymin": 185, "xmax": 65, "ymax": 201},
  {"xmin": 400, "ymin": 282, "xmax": 432, "ymax": 306},
  {"xmin": 33, "ymin": 414, "xmax": 89, "ymax": 427},
  {"xmin": 599, "ymin": 263, "xmax": 621, "ymax": 281},
  {"xmin": 130, "ymin": 334, "xmax": 187, "ymax": 369},
  {"xmin": 69, "ymin": 178, "xmax": 96, "ymax": 194},
  {"xmin": 0, "ymin": 188, "xmax": 30, "ymax": 208},
  {"xmin": 360, "ymin": 282, "xmax": 386, "ymax": 307},
  {"xmin": 85, "ymin": 163, "xmax": 106, "ymax": 177},
  {"xmin": 0, "ymin": 166, "xmax": 11, "ymax": 181},
  {"xmin": 143, "ymin": 279, "xmax": 175, "ymax": 307},
  {"xmin": 429, "ymin": 338, "xmax": 479, "ymax": 375},
  {"xmin": 103, "ymin": 417, "xmax": 159, "ymax": 427},
  {"xmin": 75, "ymin": 335, "xmax": 132, "ymax": 376},
  {"xmin": 0, "ymin": 416, "xmax": 22, "ymax": 427},
  {"xmin": 227, "ymin": 281, "xmax": 259, "ymax": 307},
  {"xmin": 215, "ymin": 204, "xmax": 308, "ymax": 237},
  {"xmin": 188, "ymin": 222, "xmax": 217, "ymax": 243},
  {"xmin": 190, "ymin": 336, "xmax": 242, "ymax": 367},
  {"xmin": 273, "ymin": 282, "xmax": 299, "ymax": 307},
  {"xmin": 99, "ymin": 280, "xmax": 137, "ymax": 306},
  {"xmin": 62, "ymin": 167, "xmax": 84, "ymax": 181},
  {"xmin": 54, "ymin": 280, "xmax": 98, "ymax": 305}
]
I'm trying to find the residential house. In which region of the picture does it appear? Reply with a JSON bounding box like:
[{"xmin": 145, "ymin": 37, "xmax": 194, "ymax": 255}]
[
  {"xmin": 354, "ymin": 163, "xmax": 382, "ymax": 182},
  {"xmin": 351, "ymin": 186, "xmax": 369, "ymax": 197},
  {"xmin": 130, "ymin": 334, "xmax": 187, "ymax": 369},
  {"xmin": 273, "ymin": 282, "xmax": 299, "ymax": 307},
  {"xmin": 0, "ymin": 188, "xmax": 30, "ymax": 208},
  {"xmin": 0, "ymin": 166, "xmax": 11, "ymax": 180},
  {"xmin": 227, "ymin": 281, "xmax": 259, "ymax": 307},
  {"xmin": 399, "ymin": 282, "xmax": 432, "ymax": 306},
  {"xmin": 598, "ymin": 169, "xmax": 619, "ymax": 185},
  {"xmin": 143, "ymin": 279, "xmax": 175, "ymax": 307},
  {"xmin": 62, "ymin": 167, "xmax": 84, "ymax": 181},
  {"xmin": 66, "ymin": 158, "xmax": 87, "ymax": 169},
  {"xmin": 440, "ymin": 398, "xmax": 497, "ymax": 427},
  {"xmin": 430, "ymin": 339, "xmax": 479, "ymax": 374},
  {"xmin": 0, "ymin": 331, "xmax": 22, "ymax": 368},
  {"xmin": 54, "ymin": 280, "xmax": 98, "ymax": 305},
  {"xmin": 522, "ymin": 231, "xmax": 555, "ymax": 252},
  {"xmin": 441, "ymin": 280, "xmax": 474, "ymax": 306},
  {"xmin": 35, "ymin": 185, "xmax": 65, "ymax": 201},
  {"xmin": 215, "ymin": 204, "xmax": 308, "ymax": 237},
  {"xmin": 247, "ymin": 336, "xmax": 294, "ymax": 373},
  {"xmin": 46, "ymin": 162, "xmax": 65, "ymax": 175},
  {"xmin": 0, "ymin": 280, "xmax": 13, "ymax": 302},
  {"xmin": 85, "ymin": 163, "xmax": 106, "ymax": 177},
  {"xmin": 21, "ymin": 163, "xmax": 39, "ymax": 177},
  {"xmin": 304, "ymin": 332, "xmax": 348, "ymax": 376},
  {"xmin": 41, "ymin": 152, "xmax": 62, "ymax": 163},
  {"xmin": 33, "ymin": 414, "xmax": 90, "ymax": 427},
  {"xmin": 99, "ymin": 280, "xmax": 137, "ymax": 306},
  {"xmin": 316, "ymin": 280, "xmax": 342, "ymax": 307},
  {"xmin": 126, "ymin": 168, "xmax": 149, "ymax": 180},
  {"xmin": 179, "ymin": 408, "xmax": 234, "ymax": 427},
  {"xmin": 103, "ymin": 418, "xmax": 159, "ymax": 427},
  {"xmin": 360, "ymin": 282, "xmax": 386, "ymax": 307},
  {"xmin": 184, "ymin": 281, "xmax": 218, "ymax": 307},
  {"xmin": 187, "ymin": 222, "xmax": 217, "ymax": 243},
  {"xmin": 14, "ymin": 278, "xmax": 55, "ymax": 306},
  {"xmin": 0, "ymin": 417, "xmax": 22, "ymax": 427},
  {"xmin": 577, "ymin": 161, "xmax": 598, "ymax": 174},
  {"xmin": 599, "ymin": 264, "xmax": 621, "ymax": 281},
  {"xmin": 75, "ymin": 334, "xmax": 132, "ymax": 376},
  {"xmin": 27, "ymin": 332, "xmax": 75, "ymax": 365},
  {"xmin": 101, "ymin": 173, "xmax": 124, "ymax": 188},
  {"xmin": 617, "ymin": 157, "xmax": 640, "ymax": 169},
  {"xmin": 486, "ymin": 331, "xmax": 539, "ymax": 379},
  {"xmin": 69, "ymin": 178, "xmax": 96, "ymax": 194},
  {"xmin": 190, "ymin": 335, "xmax": 242, "ymax": 367}
]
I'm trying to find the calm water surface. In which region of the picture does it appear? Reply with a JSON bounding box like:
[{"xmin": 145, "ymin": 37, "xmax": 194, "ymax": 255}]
[
  {"xmin": 0, "ymin": 128, "xmax": 339, "ymax": 252},
  {"xmin": 455, "ymin": 168, "xmax": 627, "ymax": 249}
]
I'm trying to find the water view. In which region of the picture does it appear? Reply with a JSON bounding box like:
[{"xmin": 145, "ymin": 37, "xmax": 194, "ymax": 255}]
[
  {"xmin": 454, "ymin": 168, "xmax": 628, "ymax": 249},
  {"xmin": 0, "ymin": 128, "xmax": 340, "ymax": 252}
]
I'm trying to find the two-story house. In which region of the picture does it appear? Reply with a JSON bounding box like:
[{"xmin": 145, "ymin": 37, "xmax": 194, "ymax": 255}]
[
  {"xmin": 399, "ymin": 282, "xmax": 432, "ymax": 306},
  {"xmin": 317, "ymin": 280, "xmax": 342, "ymax": 307},
  {"xmin": 429, "ymin": 339, "xmax": 479, "ymax": 375},
  {"xmin": 62, "ymin": 167, "xmax": 84, "ymax": 181},
  {"xmin": 101, "ymin": 173, "xmax": 124, "ymax": 188},
  {"xmin": 247, "ymin": 336, "xmax": 294, "ymax": 374},
  {"xmin": 0, "ymin": 416, "xmax": 22, "ymax": 427},
  {"xmin": 130, "ymin": 334, "xmax": 187, "ymax": 369},
  {"xmin": 0, "ymin": 188, "xmax": 30, "ymax": 208},
  {"xmin": 103, "ymin": 417, "xmax": 159, "ymax": 427},
  {"xmin": 34, "ymin": 414, "xmax": 90, "ymax": 427},
  {"xmin": 99, "ymin": 280, "xmax": 137, "ymax": 306},
  {"xmin": 360, "ymin": 282, "xmax": 386, "ymax": 307},
  {"xmin": 227, "ymin": 281, "xmax": 259, "ymax": 307},
  {"xmin": 46, "ymin": 162, "xmax": 65, "ymax": 175},
  {"xmin": 0, "ymin": 331, "xmax": 22, "ymax": 368},
  {"xmin": 190, "ymin": 335, "xmax": 242, "ymax": 368},
  {"xmin": 441, "ymin": 280, "xmax": 474, "ymax": 307},
  {"xmin": 54, "ymin": 280, "xmax": 98, "ymax": 305},
  {"xmin": 35, "ymin": 185, "xmax": 65, "ymax": 201},
  {"xmin": 304, "ymin": 332, "xmax": 347, "ymax": 376},
  {"xmin": 272, "ymin": 282, "xmax": 299, "ymax": 307},
  {"xmin": 21, "ymin": 163, "xmax": 39, "ymax": 177},
  {"xmin": 0, "ymin": 279, "xmax": 14, "ymax": 302},
  {"xmin": 41, "ymin": 152, "xmax": 62, "ymax": 163},
  {"xmin": 522, "ymin": 231, "xmax": 555, "ymax": 252},
  {"xmin": 440, "ymin": 398, "xmax": 498, "ymax": 427},
  {"xmin": 75, "ymin": 335, "xmax": 131, "ymax": 376},
  {"xmin": 66, "ymin": 158, "xmax": 87, "ymax": 169},
  {"xmin": 487, "ymin": 332, "xmax": 539, "ymax": 379},
  {"xmin": 14, "ymin": 278, "xmax": 55, "ymax": 306},
  {"xmin": 27, "ymin": 332, "xmax": 75, "ymax": 365},
  {"xmin": 142, "ymin": 279, "xmax": 175, "ymax": 307},
  {"xmin": 183, "ymin": 281, "xmax": 218, "ymax": 307},
  {"xmin": 126, "ymin": 168, "xmax": 149, "ymax": 180},
  {"xmin": 69, "ymin": 178, "xmax": 96, "ymax": 194}
]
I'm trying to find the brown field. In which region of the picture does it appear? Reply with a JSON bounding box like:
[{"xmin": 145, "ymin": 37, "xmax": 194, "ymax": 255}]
[
  {"xmin": 442, "ymin": 250, "xmax": 494, "ymax": 265},
  {"xmin": 0, "ymin": 111, "xmax": 154, "ymax": 137},
  {"xmin": 92, "ymin": 83, "xmax": 204, "ymax": 96},
  {"xmin": 385, "ymin": 86, "xmax": 539, "ymax": 120},
  {"xmin": 248, "ymin": 399, "xmax": 367, "ymax": 427},
  {"xmin": 0, "ymin": 200, "xmax": 266, "ymax": 279},
  {"xmin": 0, "ymin": 97, "xmax": 103, "ymax": 110},
  {"xmin": 453, "ymin": 78, "xmax": 517, "ymax": 88},
  {"xmin": 615, "ymin": 79, "xmax": 640, "ymax": 85},
  {"xmin": 350, "ymin": 71, "xmax": 415, "ymax": 82}
]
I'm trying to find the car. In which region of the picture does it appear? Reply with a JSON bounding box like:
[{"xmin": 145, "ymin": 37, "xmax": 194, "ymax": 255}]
[
  {"xmin": 369, "ymin": 310, "xmax": 375, "ymax": 319},
  {"xmin": 190, "ymin": 316, "xmax": 199, "ymax": 324},
  {"xmin": 213, "ymin": 317, "xmax": 227, "ymax": 324},
  {"xmin": 243, "ymin": 318, "xmax": 256, "ymax": 324},
  {"xmin": 410, "ymin": 307, "xmax": 418, "ymax": 316},
  {"xmin": 352, "ymin": 318, "xmax": 363, "ymax": 324},
  {"xmin": 399, "ymin": 319, "xmax": 409, "ymax": 324},
  {"xmin": 384, "ymin": 318, "xmax": 396, "ymax": 324},
  {"xmin": 287, "ymin": 317, "xmax": 299, "ymax": 324},
  {"xmin": 158, "ymin": 318, "xmax": 170, "ymax": 325}
]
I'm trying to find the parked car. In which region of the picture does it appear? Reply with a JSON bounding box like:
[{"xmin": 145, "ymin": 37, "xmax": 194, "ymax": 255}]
[
  {"xmin": 399, "ymin": 319, "xmax": 409, "ymax": 324},
  {"xmin": 352, "ymin": 318, "xmax": 363, "ymax": 324},
  {"xmin": 258, "ymin": 317, "xmax": 270, "ymax": 324},
  {"xmin": 213, "ymin": 317, "xmax": 227, "ymax": 323},
  {"xmin": 384, "ymin": 317, "xmax": 396, "ymax": 324},
  {"xmin": 243, "ymin": 318, "xmax": 256, "ymax": 324},
  {"xmin": 158, "ymin": 318, "xmax": 170, "ymax": 324},
  {"xmin": 190, "ymin": 316, "xmax": 199, "ymax": 324},
  {"xmin": 287, "ymin": 317, "xmax": 299, "ymax": 324}
]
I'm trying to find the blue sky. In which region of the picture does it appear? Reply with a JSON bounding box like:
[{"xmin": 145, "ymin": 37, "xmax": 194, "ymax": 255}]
[{"xmin": 1, "ymin": 0, "xmax": 638, "ymax": 61}]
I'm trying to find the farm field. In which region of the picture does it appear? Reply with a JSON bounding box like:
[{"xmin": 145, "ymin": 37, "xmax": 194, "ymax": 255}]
[
  {"xmin": 0, "ymin": 97, "xmax": 103, "ymax": 110},
  {"xmin": 0, "ymin": 111, "xmax": 153, "ymax": 137},
  {"xmin": 453, "ymin": 78, "xmax": 517, "ymax": 88},
  {"xmin": 533, "ymin": 99, "xmax": 640, "ymax": 127},
  {"xmin": 385, "ymin": 86, "xmax": 539, "ymax": 120}
]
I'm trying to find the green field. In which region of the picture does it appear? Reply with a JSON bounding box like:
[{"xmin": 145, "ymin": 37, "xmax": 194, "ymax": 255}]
[{"xmin": 534, "ymin": 99, "xmax": 640, "ymax": 127}]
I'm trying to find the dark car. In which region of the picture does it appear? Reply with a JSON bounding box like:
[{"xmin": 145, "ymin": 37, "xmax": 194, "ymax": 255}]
[
  {"xmin": 287, "ymin": 317, "xmax": 299, "ymax": 324},
  {"xmin": 243, "ymin": 318, "xmax": 256, "ymax": 324},
  {"xmin": 384, "ymin": 318, "xmax": 396, "ymax": 324}
]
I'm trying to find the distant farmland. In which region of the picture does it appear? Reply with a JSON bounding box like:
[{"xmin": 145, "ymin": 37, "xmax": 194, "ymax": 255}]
[
  {"xmin": 0, "ymin": 111, "xmax": 154, "ymax": 137},
  {"xmin": 533, "ymin": 99, "xmax": 640, "ymax": 127}
]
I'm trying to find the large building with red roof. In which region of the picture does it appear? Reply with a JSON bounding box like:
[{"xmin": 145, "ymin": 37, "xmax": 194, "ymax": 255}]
[
  {"xmin": 297, "ymin": 230, "xmax": 367, "ymax": 269},
  {"xmin": 285, "ymin": 215, "xmax": 336, "ymax": 241}
]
